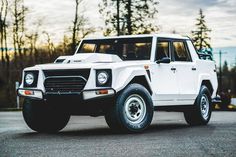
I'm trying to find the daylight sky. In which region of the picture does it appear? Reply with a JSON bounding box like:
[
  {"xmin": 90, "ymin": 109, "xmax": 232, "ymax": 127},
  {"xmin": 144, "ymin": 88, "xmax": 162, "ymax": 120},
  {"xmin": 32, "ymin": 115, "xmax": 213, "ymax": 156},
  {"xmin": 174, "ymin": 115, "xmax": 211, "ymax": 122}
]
[{"xmin": 24, "ymin": 0, "xmax": 236, "ymax": 48}]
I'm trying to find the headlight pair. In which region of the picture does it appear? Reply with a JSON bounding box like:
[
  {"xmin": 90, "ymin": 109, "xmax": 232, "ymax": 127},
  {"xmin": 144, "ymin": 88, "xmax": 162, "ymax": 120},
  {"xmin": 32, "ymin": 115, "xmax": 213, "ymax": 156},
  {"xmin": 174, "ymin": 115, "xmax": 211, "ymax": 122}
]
[{"xmin": 96, "ymin": 70, "xmax": 112, "ymax": 87}]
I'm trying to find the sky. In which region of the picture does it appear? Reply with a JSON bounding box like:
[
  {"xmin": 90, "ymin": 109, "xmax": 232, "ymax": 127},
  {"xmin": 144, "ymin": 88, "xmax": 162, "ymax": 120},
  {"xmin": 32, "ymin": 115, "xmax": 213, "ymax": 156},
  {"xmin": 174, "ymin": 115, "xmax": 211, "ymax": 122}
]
[{"xmin": 24, "ymin": 0, "xmax": 236, "ymax": 66}]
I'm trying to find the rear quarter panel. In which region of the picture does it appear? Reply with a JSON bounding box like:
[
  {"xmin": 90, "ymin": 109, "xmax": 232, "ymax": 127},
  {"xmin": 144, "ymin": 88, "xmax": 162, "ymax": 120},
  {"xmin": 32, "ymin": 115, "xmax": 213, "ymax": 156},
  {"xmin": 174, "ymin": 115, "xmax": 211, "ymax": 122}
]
[{"xmin": 196, "ymin": 60, "xmax": 218, "ymax": 98}]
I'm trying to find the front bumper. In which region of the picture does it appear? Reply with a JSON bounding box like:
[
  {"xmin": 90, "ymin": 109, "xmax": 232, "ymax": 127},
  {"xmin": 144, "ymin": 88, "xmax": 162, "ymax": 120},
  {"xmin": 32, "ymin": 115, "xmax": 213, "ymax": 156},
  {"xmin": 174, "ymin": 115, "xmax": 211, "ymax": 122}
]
[{"xmin": 18, "ymin": 88, "xmax": 116, "ymax": 100}]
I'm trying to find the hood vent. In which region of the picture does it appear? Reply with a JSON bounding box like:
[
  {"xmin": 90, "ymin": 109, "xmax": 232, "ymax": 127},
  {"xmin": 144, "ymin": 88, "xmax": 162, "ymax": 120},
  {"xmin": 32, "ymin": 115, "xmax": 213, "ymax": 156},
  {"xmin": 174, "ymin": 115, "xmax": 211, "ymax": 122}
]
[{"xmin": 55, "ymin": 59, "xmax": 65, "ymax": 63}]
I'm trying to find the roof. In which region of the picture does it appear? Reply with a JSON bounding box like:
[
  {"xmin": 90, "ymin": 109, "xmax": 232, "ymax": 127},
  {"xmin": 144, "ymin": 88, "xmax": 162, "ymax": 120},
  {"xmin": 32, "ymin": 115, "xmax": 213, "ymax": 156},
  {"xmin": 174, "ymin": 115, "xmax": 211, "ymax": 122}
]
[{"xmin": 83, "ymin": 34, "xmax": 189, "ymax": 40}]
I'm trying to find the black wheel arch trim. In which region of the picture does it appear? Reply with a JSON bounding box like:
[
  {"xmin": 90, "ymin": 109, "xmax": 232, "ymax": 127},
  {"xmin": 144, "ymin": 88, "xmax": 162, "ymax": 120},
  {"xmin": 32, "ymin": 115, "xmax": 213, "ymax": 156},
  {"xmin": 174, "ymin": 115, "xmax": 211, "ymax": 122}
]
[{"xmin": 125, "ymin": 75, "xmax": 153, "ymax": 95}]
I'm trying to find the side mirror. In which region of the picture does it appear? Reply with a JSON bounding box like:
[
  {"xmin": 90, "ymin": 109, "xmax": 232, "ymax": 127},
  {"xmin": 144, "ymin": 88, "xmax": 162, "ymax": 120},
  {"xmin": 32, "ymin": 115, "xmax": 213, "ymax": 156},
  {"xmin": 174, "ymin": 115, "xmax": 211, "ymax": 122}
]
[{"xmin": 156, "ymin": 57, "xmax": 171, "ymax": 64}]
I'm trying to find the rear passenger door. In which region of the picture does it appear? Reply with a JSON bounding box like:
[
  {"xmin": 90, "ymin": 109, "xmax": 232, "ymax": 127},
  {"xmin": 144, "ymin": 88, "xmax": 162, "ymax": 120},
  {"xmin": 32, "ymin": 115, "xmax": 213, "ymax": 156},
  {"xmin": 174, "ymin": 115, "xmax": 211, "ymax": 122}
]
[{"xmin": 171, "ymin": 40, "xmax": 197, "ymax": 105}]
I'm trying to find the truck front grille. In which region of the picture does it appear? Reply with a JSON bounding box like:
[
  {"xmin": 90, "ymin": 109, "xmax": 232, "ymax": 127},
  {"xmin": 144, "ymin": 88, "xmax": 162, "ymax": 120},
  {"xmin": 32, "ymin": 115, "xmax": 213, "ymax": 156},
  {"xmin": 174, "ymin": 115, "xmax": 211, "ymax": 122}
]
[
  {"xmin": 44, "ymin": 77, "xmax": 86, "ymax": 94},
  {"xmin": 43, "ymin": 69, "xmax": 90, "ymax": 79},
  {"xmin": 43, "ymin": 69, "xmax": 90, "ymax": 94}
]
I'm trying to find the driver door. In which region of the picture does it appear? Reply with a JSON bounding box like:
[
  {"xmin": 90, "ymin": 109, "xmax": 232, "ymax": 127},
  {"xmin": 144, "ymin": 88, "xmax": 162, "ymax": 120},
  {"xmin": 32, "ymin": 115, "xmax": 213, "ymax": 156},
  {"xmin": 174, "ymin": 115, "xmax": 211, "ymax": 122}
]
[{"xmin": 151, "ymin": 39, "xmax": 179, "ymax": 106}]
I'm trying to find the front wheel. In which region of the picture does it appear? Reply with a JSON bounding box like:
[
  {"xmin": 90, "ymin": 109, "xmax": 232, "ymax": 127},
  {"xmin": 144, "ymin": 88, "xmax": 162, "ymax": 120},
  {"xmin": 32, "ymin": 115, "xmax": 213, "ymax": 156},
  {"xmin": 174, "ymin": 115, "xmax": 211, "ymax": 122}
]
[
  {"xmin": 23, "ymin": 99, "xmax": 70, "ymax": 133},
  {"xmin": 105, "ymin": 84, "xmax": 154, "ymax": 133},
  {"xmin": 184, "ymin": 85, "xmax": 212, "ymax": 125}
]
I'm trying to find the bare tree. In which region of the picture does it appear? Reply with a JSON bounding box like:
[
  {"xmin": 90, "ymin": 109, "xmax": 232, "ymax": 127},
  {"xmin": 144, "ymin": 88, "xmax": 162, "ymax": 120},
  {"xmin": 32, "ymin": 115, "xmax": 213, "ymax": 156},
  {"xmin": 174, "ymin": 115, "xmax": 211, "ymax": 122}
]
[
  {"xmin": 71, "ymin": 0, "xmax": 94, "ymax": 54},
  {"xmin": 71, "ymin": 0, "xmax": 82, "ymax": 53},
  {"xmin": 0, "ymin": 0, "xmax": 11, "ymax": 106},
  {"xmin": 25, "ymin": 19, "xmax": 42, "ymax": 65},
  {"xmin": 12, "ymin": 0, "xmax": 27, "ymax": 68},
  {"xmin": 43, "ymin": 31, "xmax": 54, "ymax": 60},
  {"xmin": 0, "ymin": 0, "xmax": 8, "ymax": 67},
  {"xmin": 25, "ymin": 33, "xmax": 38, "ymax": 64}
]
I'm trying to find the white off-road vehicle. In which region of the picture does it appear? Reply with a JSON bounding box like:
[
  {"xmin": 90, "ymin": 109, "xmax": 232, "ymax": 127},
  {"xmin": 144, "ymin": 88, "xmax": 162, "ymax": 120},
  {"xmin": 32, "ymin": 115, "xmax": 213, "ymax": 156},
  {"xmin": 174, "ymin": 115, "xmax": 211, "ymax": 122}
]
[{"xmin": 18, "ymin": 34, "xmax": 218, "ymax": 133}]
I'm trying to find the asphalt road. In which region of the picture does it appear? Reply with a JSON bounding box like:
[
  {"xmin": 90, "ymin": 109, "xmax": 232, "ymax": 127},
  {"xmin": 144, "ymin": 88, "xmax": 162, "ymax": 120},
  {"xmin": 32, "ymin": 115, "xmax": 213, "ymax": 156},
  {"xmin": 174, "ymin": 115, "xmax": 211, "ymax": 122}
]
[{"xmin": 0, "ymin": 111, "xmax": 236, "ymax": 157}]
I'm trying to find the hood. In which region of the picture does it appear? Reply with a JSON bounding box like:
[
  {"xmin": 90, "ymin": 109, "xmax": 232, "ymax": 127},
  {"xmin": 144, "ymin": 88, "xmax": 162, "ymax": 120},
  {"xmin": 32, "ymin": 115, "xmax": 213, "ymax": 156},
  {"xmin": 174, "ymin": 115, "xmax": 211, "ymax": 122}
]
[
  {"xmin": 55, "ymin": 53, "xmax": 122, "ymax": 64},
  {"xmin": 24, "ymin": 53, "xmax": 151, "ymax": 71}
]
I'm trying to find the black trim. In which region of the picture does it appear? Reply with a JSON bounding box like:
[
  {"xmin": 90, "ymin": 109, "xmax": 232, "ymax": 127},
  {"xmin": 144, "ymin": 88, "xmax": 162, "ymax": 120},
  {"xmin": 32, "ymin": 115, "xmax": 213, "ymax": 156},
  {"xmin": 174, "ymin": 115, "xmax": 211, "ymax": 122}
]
[
  {"xmin": 96, "ymin": 69, "xmax": 112, "ymax": 87},
  {"xmin": 55, "ymin": 59, "xmax": 65, "ymax": 63},
  {"xmin": 43, "ymin": 69, "xmax": 90, "ymax": 80},
  {"xmin": 44, "ymin": 76, "xmax": 86, "ymax": 94},
  {"xmin": 146, "ymin": 70, "xmax": 151, "ymax": 81},
  {"xmin": 154, "ymin": 105, "xmax": 194, "ymax": 112},
  {"xmin": 23, "ymin": 71, "xmax": 39, "ymax": 88}
]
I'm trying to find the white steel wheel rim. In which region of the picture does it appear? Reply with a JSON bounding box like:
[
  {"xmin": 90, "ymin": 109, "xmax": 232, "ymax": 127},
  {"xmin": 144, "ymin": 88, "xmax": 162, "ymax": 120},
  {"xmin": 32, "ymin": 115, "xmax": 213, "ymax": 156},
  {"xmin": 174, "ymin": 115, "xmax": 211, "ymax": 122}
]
[
  {"xmin": 124, "ymin": 94, "xmax": 146, "ymax": 124},
  {"xmin": 200, "ymin": 94, "xmax": 210, "ymax": 120}
]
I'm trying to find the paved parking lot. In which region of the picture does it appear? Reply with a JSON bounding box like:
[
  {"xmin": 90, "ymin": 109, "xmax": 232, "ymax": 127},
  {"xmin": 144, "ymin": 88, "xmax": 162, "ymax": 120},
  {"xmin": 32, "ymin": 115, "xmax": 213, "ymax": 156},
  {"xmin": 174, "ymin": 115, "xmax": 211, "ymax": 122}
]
[{"xmin": 0, "ymin": 111, "xmax": 236, "ymax": 157}]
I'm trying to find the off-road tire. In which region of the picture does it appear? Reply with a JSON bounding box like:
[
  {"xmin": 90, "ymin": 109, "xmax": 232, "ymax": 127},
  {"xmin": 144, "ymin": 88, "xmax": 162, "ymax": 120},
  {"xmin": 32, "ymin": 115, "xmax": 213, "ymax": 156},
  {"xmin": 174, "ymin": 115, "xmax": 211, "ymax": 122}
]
[
  {"xmin": 184, "ymin": 85, "xmax": 212, "ymax": 125},
  {"xmin": 105, "ymin": 83, "xmax": 154, "ymax": 133},
  {"xmin": 23, "ymin": 98, "xmax": 70, "ymax": 133}
]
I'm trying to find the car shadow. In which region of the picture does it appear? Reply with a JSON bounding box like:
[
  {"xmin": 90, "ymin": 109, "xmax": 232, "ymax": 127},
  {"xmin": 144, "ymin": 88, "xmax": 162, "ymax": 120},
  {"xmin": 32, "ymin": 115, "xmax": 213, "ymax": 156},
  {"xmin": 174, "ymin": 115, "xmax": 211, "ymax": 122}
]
[{"xmin": 18, "ymin": 123, "xmax": 192, "ymax": 138}]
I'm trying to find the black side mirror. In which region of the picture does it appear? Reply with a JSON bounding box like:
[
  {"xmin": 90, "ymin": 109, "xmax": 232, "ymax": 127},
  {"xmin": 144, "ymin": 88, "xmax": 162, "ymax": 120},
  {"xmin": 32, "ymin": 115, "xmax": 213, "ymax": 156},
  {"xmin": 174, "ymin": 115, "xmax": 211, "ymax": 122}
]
[{"xmin": 156, "ymin": 57, "xmax": 171, "ymax": 64}]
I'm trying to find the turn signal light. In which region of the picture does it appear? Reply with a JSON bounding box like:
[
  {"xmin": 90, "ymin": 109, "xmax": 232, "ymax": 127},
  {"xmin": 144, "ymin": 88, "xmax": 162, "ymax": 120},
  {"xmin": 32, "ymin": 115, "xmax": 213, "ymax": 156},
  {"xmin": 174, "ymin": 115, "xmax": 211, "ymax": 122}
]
[
  {"xmin": 144, "ymin": 65, "xmax": 149, "ymax": 70},
  {"xmin": 24, "ymin": 90, "xmax": 34, "ymax": 95},
  {"xmin": 96, "ymin": 90, "xmax": 108, "ymax": 95}
]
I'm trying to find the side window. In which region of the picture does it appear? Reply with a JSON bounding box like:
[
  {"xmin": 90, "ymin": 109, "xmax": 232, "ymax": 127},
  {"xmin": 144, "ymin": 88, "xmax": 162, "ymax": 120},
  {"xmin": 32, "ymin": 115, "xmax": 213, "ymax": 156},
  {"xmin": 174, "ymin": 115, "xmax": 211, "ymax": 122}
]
[
  {"xmin": 156, "ymin": 41, "xmax": 170, "ymax": 60},
  {"xmin": 173, "ymin": 41, "xmax": 191, "ymax": 62}
]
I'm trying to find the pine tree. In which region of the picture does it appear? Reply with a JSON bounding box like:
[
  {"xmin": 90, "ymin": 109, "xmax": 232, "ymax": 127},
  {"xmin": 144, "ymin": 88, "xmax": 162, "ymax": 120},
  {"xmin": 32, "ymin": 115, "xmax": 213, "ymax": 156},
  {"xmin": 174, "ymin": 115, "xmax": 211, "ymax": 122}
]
[
  {"xmin": 223, "ymin": 61, "xmax": 229, "ymax": 74},
  {"xmin": 99, "ymin": 0, "xmax": 159, "ymax": 35},
  {"xmin": 191, "ymin": 9, "xmax": 212, "ymax": 56}
]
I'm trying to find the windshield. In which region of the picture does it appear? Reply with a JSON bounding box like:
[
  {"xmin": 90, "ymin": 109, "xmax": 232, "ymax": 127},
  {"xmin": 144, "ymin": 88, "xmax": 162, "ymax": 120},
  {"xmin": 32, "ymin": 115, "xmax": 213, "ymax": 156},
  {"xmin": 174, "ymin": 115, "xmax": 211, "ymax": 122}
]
[{"xmin": 77, "ymin": 37, "xmax": 152, "ymax": 60}]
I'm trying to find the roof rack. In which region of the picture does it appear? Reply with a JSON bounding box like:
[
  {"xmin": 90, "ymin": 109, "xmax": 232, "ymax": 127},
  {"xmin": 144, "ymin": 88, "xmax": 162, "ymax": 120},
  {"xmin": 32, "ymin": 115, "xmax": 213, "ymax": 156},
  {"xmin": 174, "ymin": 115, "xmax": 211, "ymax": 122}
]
[{"xmin": 197, "ymin": 53, "xmax": 213, "ymax": 60}]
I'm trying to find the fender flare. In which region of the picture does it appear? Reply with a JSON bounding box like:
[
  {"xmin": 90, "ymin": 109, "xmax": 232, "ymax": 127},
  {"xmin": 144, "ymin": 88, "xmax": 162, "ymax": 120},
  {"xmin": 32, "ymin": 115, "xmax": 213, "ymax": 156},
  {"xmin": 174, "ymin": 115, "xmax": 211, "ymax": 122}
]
[
  {"xmin": 113, "ymin": 67, "xmax": 152, "ymax": 94},
  {"xmin": 197, "ymin": 73, "xmax": 213, "ymax": 96}
]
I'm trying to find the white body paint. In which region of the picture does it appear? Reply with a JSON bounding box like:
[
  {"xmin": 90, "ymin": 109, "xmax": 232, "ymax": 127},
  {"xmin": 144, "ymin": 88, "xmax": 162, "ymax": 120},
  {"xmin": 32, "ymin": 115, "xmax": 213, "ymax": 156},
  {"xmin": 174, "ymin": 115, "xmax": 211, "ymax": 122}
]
[{"xmin": 18, "ymin": 34, "xmax": 218, "ymax": 107}]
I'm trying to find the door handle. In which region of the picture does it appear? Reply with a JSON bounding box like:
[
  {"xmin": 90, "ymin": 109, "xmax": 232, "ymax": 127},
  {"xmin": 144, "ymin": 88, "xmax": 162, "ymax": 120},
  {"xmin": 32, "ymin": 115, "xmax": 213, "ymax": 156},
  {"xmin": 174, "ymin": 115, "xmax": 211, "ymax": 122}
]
[
  {"xmin": 171, "ymin": 67, "xmax": 176, "ymax": 71},
  {"xmin": 192, "ymin": 67, "xmax": 196, "ymax": 71}
]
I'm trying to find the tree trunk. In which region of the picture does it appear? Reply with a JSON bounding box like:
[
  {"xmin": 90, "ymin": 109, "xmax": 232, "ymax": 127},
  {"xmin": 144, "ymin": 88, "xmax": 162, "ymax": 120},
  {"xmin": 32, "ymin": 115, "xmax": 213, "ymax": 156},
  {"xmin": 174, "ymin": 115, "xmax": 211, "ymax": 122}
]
[
  {"xmin": 116, "ymin": 0, "xmax": 120, "ymax": 36},
  {"xmin": 126, "ymin": 0, "xmax": 132, "ymax": 35},
  {"xmin": 71, "ymin": 0, "xmax": 80, "ymax": 53}
]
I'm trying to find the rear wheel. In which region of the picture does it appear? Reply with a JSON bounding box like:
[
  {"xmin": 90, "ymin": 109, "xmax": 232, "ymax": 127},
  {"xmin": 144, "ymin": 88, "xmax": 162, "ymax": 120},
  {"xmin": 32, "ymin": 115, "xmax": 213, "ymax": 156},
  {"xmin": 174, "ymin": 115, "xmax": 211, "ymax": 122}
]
[
  {"xmin": 105, "ymin": 84, "xmax": 154, "ymax": 133},
  {"xmin": 184, "ymin": 85, "xmax": 212, "ymax": 125},
  {"xmin": 23, "ymin": 98, "xmax": 70, "ymax": 133}
]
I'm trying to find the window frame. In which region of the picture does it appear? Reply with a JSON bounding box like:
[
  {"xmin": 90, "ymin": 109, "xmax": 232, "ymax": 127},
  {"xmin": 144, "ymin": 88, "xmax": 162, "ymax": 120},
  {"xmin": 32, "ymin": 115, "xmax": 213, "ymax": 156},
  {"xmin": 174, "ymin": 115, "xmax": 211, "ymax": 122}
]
[
  {"xmin": 171, "ymin": 39, "xmax": 192, "ymax": 62},
  {"xmin": 155, "ymin": 38, "xmax": 172, "ymax": 61},
  {"xmin": 77, "ymin": 37, "xmax": 153, "ymax": 61}
]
